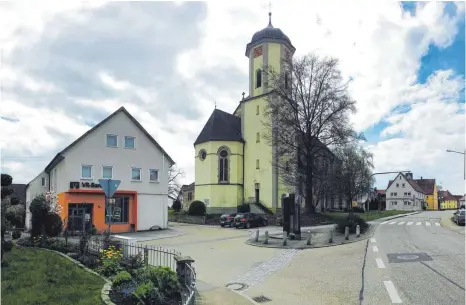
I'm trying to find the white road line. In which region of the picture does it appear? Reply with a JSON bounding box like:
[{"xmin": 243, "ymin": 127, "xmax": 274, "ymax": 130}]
[
  {"xmin": 371, "ymin": 238, "xmax": 376, "ymax": 243},
  {"xmin": 376, "ymin": 258, "xmax": 386, "ymax": 268},
  {"xmin": 435, "ymin": 222, "xmax": 440, "ymax": 226},
  {"xmin": 389, "ymin": 222, "xmax": 396, "ymax": 225},
  {"xmin": 381, "ymin": 221, "xmax": 388, "ymax": 224},
  {"xmin": 416, "ymin": 222, "xmax": 421, "ymax": 225},
  {"xmin": 384, "ymin": 280, "xmax": 402, "ymax": 303},
  {"xmin": 407, "ymin": 222, "xmax": 413, "ymax": 226},
  {"xmin": 372, "ymin": 246, "xmax": 379, "ymax": 253},
  {"xmin": 425, "ymin": 222, "xmax": 431, "ymax": 226},
  {"xmin": 398, "ymin": 222, "xmax": 405, "ymax": 225}
]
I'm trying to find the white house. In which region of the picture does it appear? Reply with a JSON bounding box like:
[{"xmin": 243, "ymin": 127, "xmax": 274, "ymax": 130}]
[
  {"xmin": 25, "ymin": 106, "xmax": 175, "ymax": 233},
  {"xmin": 385, "ymin": 172, "xmax": 426, "ymax": 211}
]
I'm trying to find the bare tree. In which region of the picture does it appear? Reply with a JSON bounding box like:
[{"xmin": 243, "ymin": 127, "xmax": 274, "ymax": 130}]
[
  {"xmin": 334, "ymin": 143, "xmax": 374, "ymax": 214},
  {"xmin": 263, "ymin": 53, "xmax": 362, "ymax": 215},
  {"xmin": 168, "ymin": 164, "xmax": 184, "ymax": 199}
]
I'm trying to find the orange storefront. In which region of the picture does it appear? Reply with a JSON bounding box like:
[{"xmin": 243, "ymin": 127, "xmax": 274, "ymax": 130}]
[{"xmin": 57, "ymin": 189, "xmax": 138, "ymax": 233}]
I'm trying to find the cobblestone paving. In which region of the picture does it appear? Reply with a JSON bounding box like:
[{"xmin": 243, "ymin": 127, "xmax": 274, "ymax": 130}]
[{"xmin": 226, "ymin": 249, "xmax": 301, "ymax": 292}]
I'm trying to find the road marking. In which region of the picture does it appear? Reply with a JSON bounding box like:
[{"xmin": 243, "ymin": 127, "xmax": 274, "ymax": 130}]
[
  {"xmin": 384, "ymin": 280, "xmax": 402, "ymax": 303},
  {"xmin": 376, "ymin": 258, "xmax": 386, "ymax": 268},
  {"xmin": 370, "ymin": 238, "xmax": 376, "ymax": 243},
  {"xmin": 416, "ymin": 222, "xmax": 421, "ymax": 225},
  {"xmin": 407, "ymin": 222, "xmax": 413, "ymax": 226},
  {"xmin": 372, "ymin": 246, "xmax": 379, "ymax": 253},
  {"xmin": 389, "ymin": 222, "xmax": 396, "ymax": 225},
  {"xmin": 381, "ymin": 221, "xmax": 388, "ymax": 224},
  {"xmin": 398, "ymin": 222, "xmax": 405, "ymax": 225},
  {"xmin": 435, "ymin": 222, "xmax": 440, "ymax": 226},
  {"xmin": 425, "ymin": 222, "xmax": 431, "ymax": 226}
]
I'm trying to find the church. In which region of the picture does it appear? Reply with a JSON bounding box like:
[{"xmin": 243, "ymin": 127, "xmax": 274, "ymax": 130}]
[{"xmin": 193, "ymin": 13, "xmax": 296, "ymax": 214}]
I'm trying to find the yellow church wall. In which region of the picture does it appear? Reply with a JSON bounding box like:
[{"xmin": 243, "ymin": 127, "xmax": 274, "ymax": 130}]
[{"xmin": 441, "ymin": 200, "xmax": 458, "ymax": 210}]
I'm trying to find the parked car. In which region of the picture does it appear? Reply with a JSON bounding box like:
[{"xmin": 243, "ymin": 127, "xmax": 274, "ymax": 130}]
[
  {"xmin": 234, "ymin": 213, "xmax": 268, "ymax": 229},
  {"xmin": 453, "ymin": 209, "xmax": 465, "ymax": 226},
  {"xmin": 220, "ymin": 213, "xmax": 237, "ymax": 227}
]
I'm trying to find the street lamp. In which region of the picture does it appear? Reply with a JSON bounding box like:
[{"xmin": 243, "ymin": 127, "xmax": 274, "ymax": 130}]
[{"xmin": 446, "ymin": 149, "xmax": 466, "ymax": 180}]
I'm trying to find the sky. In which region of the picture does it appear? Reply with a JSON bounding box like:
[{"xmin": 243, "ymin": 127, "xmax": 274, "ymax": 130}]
[{"xmin": 0, "ymin": 1, "xmax": 465, "ymax": 195}]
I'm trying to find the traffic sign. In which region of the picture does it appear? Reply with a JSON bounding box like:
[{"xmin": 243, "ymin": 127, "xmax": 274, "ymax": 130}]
[{"xmin": 99, "ymin": 179, "xmax": 121, "ymax": 198}]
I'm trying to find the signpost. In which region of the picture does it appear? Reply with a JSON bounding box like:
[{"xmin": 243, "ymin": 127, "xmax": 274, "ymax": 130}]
[{"xmin": 99, "ymin": 179, "xmax": 121, "ymax": 234}]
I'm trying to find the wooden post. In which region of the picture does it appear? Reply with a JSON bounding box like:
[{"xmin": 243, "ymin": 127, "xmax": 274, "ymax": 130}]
[
  {"xmin": 356, "ymin": 225, "xmax": 360, "ymax": 237},
  {"xmin": 264, "ymin": 231, "xmax": 269, "ymax": 244},
  {"xmin": 306, "ymin": 233, "xmax": 311, "ymax": 245},
  {"xmin": 254, "ymin": 230, "xmax": 259, "ymax": 242},
  {"xmin": 329, "ymin": 229, "xmax": 333, "ymax": 243}
]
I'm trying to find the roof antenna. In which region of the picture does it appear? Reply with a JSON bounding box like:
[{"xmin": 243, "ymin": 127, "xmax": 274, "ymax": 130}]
[
  {"xmin": 214, "ymin": 100, "xmax": 217, "ymax": 109},
  {"xmin": 268, "ymin": 2, "xmax": 273, "ymax": 27}
]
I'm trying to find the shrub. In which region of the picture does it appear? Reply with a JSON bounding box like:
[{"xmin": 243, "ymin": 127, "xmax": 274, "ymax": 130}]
[
  {"xmin": 124, "ymin": 253, "xmax": 145, "ymax": 275},
  {"xmin": 335, "ymin": 214, "xmax": 369, "ymax": 234},
  {"xmin": 238, "ymin": 204, "xmax": 250, "ymax": 213},
  {"xmin": 11, "ymin": 230, "xmax": 21, "ymax": 240},
  {"xmin": 172, "ymin": 200, "xmax": 182, "ymax": 212},
  {"xmin": 113, "ymin": 271, "xmax": 132, "ymax": 288},
  {"xmin": 133, "ymin": 281, "xmax": 165, "ymax": 304},
  {"xmin": 78, "ymin": 254, "xmax": 100, "ymax": 269},
  {"xmin": 2, "ymin": 240, "xmax": 13, "ymax": 252},
  {"xmin": 352, "ymin": 206, "xmax": 365, "ymax": 213},
  {"xmin": 97, "ymin": 245, "xmax": 124, "ymax": 277},
  {"xmin": 188, "ymin": 200, "xmax": 206, "ymax": 216},
  {"xmin": 135, "ymin": 266, "xmax": 180, "ymax": 298},
  {"xmin": 29, "ymin": 195, "xmax": 49, "ymax": 237},
  {"xmin": 44, "ymin": 213, "xmax": 63, "ymax": 237},
  {"xmin": 87, "ymin": 225, "xmax": 97, "ymax": 235}
]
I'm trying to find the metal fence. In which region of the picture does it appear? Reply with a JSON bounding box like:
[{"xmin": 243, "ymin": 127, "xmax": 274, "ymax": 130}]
[{"xmin": 86, "ymin": 238, "xmax": 181, "ymax": 271}]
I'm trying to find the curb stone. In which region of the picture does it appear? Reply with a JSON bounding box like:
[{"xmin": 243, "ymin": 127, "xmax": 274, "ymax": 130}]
[{"xmin": 15, "ymin": 244, "xmax": 114, "ymax": 305}]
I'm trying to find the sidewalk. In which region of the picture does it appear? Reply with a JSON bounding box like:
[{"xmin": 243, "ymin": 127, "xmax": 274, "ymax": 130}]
[
  {"xmin": 440, "ymin": 216, "xmax": 465, "ymax": 235},
  {"xmin": 196, "ymin": 280, "xmax": 254, "ymax": 305}
]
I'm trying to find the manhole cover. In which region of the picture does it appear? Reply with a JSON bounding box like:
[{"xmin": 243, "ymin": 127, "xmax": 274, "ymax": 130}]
[
  {"xmin": 226, "ymin": 282, "xmax": 247, "ymax": 291},
  {"xmin": 397, "ymin": 254, "xmax": 420, "ymax": 260},
  {"xmin": 252, "ymin": 295, "xmax": 272, "ymax": 303}
]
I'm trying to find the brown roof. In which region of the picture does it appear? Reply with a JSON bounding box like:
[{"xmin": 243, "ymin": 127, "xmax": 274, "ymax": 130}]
[
  {"xmin": 413, "ymin": 179, "xmax": 436, "ymax": 195},
  {"xmin": 376, "ymin": 190, "xmax": 386, "ymax": 195},
  {"xmin": 387, "ymin": 173, "xmax": 425, "ymax": 194},
  {"xmin": 440, "ymin": 190, "xmax": 462, "ymax": 201}
]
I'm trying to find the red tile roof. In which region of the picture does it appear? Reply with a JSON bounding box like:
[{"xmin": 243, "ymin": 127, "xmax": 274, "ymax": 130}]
[
  {"xmin": 387, "ymin": 173, "xmax": 426, "ymax": 194},
  {"xmin": 414, "ymin": 179, "xmax": 436, "ymax": 195},
  {"xmin": 440, "ymin": 190, "xmax": 462, "ymax": 201}
]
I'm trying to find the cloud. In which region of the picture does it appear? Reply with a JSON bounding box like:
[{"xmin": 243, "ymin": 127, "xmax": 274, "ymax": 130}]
[{"xmin": 0, "ymin": 1, "xmax": 464, "ymax": 195}]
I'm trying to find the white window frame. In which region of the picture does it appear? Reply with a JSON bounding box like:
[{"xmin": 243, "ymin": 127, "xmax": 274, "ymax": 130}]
[
  {"xmin": 41, "ymin": 177, "xmax": 46, "ymax": 187},
  {"xmin": 106, "ymin": 134, "xmax": 118, "ymax": 148},
  {"xmin": 102, "ymin": 165, "xmax": 114, "ymax": 179},
  {"xmin": 81, "ymin": 164, "xmax": 93, "ymax": 180},
  {"xmin": 149, "ymin": 169, "xmax": 159, "ymax": 182},
  {"xmin": 124, "ymin": 136, "xmax": 136, "ymax": 149},
  {"xmin": 131, "ymin": 167, "xmax": 142, "ymax": 182}
]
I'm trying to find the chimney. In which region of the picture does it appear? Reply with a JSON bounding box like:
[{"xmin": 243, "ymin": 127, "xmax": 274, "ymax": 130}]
[
  {"xmin": 405, "ymin": 172, "xmax": 413, "ymax": 180},
  {"xmin": 421, "ymin": 176, "xmax": 423, "ymax": 180}
]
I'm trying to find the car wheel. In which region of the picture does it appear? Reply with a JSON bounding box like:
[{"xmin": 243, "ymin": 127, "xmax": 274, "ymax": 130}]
[
  {"xmin": 221, "ymin": 224, "xmax": 224, "ymax": 227},
  {"xmin": 263, "ymin": 220, "xmax": 267, "ymax": 227},
  {"xmin": 246, "ymin": 222, "xmax": 251, "ymax": 229}
]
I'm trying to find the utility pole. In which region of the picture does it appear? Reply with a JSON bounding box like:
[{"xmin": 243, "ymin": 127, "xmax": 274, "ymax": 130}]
[{"xmin": 446, "ymin": 149, "xmax": 465, "ymax": 180}]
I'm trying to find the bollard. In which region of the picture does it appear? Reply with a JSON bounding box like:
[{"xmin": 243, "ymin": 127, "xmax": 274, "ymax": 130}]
[
  {"xmin": 356, "ymin": 225, "xmax": 360, "ymax": 237},
  {"xmin": 282, "ymin": 232, "xmax": 287, "ymax": 246},
  {"xmin": 264, "ymin": 231, "xmax": 269, "ymax": 244},
  {"xmin": 306, "ymin": 233, "xmax": 311, "ymax": 246},
  {"xmin": 345, "ymin": 226, "xmax": 349, "ymax": 240},
  {"xmin": 254, "ymin": 230, "xmax": 259, "ymax": 242},
  {"xmin": 329, "ymin": 229, "xmax": 333, "ymax": 243}
]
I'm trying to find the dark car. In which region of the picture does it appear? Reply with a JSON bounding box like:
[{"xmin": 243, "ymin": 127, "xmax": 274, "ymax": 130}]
[
  {"xmin": 220, "ymin": 213, "xmax": 237, "ymax": 227},
  {"xmin": 234, "ymin": 213, "xmax": 268, "ymax": 229},
  {"xmin": 453, "ymin": 209, "xmax": 465, "ymax": 226}
]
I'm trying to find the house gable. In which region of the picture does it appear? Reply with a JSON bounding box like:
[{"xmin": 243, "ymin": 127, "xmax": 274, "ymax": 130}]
[{"xmin": 386, "ymin": 173, "xmax": 418, "ymax": 197}]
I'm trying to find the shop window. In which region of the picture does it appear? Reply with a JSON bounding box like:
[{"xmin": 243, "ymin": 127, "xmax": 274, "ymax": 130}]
[{"xmin": 105, "ymin": 196, "xmax": 130, "ymax": 223}]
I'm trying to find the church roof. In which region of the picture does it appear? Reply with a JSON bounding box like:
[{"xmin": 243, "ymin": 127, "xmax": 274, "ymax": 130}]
[{"xmin": 193, "ymin": 109, "xmax": 244, "ymax": 146}]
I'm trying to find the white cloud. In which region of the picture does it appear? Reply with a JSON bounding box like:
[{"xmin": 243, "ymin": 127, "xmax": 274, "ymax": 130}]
[{"xmin": 0, "ymin": 1, "xmax": 464, "ymax": 195}]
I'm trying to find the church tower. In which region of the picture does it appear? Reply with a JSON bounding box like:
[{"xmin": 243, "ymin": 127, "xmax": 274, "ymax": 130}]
[{"xmin": 241, "ymin": 12, "xmax": 296, "ymax": 211}]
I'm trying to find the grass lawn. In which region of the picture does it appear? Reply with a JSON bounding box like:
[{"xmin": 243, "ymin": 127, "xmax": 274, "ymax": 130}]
[
  {"xmin": 324, "ymin": 210, "xmax": 413, "ymax": 221},
  {"xmin": 2, "ymin": 246, "xmax": 104, "ymax": 305}
]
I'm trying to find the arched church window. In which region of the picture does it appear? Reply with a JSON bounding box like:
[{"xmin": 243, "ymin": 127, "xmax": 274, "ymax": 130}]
[
  {"xmin": 256, "ymin": 69, "xmax": 262, "ymax": 88},
  {"xmin": 218, "ymin": 148, "xmax": 229, "ymax": 183}
]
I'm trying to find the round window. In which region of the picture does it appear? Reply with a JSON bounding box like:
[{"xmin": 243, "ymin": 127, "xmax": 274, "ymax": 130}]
[
  {"xmin": 220, "ymin": 150, "xmax": 228, "ymax": 158},
  {"xmin": 199, "ymin": 150, "xmax": 207, "ymax": 161}
]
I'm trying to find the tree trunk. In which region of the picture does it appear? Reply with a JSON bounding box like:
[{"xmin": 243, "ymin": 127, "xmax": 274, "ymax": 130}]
[{"xmin": 305, "ymin": 166, "xmax": 315, "ymax": 215}]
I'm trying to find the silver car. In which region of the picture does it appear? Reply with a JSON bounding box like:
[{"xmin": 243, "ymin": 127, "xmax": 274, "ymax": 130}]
[{"xmin": 452, "ymin": 209, "xmax": 465, "ymax": 225}]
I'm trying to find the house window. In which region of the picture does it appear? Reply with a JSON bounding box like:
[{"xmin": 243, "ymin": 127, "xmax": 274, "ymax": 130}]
[
  {"xmin": 41, "ymin": 177, "xmax": 46, "ymax": 187},
  {"xmin": 408, "ymin": 192, "xmax": 411, "ymax": 196},
  {"xmin": 106, "ymin": 134, "xmax": 118, "ymax": 147},
  {"xmin": 218, "ymin": 148, "xmax": 229, "ymax": 183},
  {"xmin": 187, "ymin": 192, "xmax": 193, "ymax": 201},
  {"xmin": 396, "ymin": 183, "xmax": 399, "ymax": 187},
  {"xmin": 131, "ymin": 168, "xmax": 142, "ymax": 181},
  {"xmin": 394, "ymin": 192, "xmax": 397, "ymax": 196},
  {"xmin": 256, "ymin": 105, "xmax": 259, "ymax": 115},
  {"xmin": 402, "ymin": 183, "xmax": 405, "ymax": 187},
  {"xmin": 124, "ymin": 136, "xmax": 135, "ymax": 149},
  {"xmin": 81, "ymin": 165, "xmax": 93, "ymax": 179},
  {"xmin": 256, "ymin": 69, "xmax": 262, "ymax": 88},
  {"xmin": 256, "ymin": 159, "xmax": 260, "ymax": 169},
  {"xmin": 102, "ymin": 166, "xmax": 113, "ymax": 179},
  {"xmin": 256, "ymin": 132, "xmax": 260, "ymax": 143},
  {"xmin": 393, "ymin": 201, "xmax": 397, "ymax": 205},
  {"xmin": 149, "ymin": 169, "xmax": 159, "ymax": 182},
  {"xmin": 105, "ymin": 196, "xmax": 129, "ymax": 223}
]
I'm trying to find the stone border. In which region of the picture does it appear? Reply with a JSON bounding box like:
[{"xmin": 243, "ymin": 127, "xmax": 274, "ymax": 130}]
[
  {"xmin": 244, "ymin": 224, "xmax": 376, "ymax": 249},
  {"xmin": 15, "ymin": 244, "xmax": 115, "ymax": 305}
]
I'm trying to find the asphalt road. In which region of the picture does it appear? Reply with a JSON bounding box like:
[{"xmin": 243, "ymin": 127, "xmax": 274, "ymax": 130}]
[{"xmin": 363, "ymin": 211, "xmax": 465, "ymax": 305}]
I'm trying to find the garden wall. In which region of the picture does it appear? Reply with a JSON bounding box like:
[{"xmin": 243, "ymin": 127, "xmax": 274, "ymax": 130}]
[{"xmin": 168, "ymin": 214, "xmax": 206, "ymax": 225}]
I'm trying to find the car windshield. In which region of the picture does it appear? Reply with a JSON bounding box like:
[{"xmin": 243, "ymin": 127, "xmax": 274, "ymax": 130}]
[
  {"xmin": 460, "ymin": 211, "xmax": 465, "ymax": 215},
  {"xmin": 220, "ymin": 214, "xmax": 230, "ymax": 218}
]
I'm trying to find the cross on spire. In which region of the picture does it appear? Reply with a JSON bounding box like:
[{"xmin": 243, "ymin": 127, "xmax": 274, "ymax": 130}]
[{"xmin": 268, "ymin": 2, "xmax": 272, "ymax": 26}]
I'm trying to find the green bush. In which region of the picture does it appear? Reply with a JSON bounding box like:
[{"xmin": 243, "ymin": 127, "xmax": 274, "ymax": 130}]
[
  {"xmin": 352, "ymin": 206, "xmax": 365, "ymax": 213},
  {"xmin": 124, "ymin": 253, "xmax": 145, "ymax": 275},
  {"xmin": 172, "ymin": 200, "xmax": 182, "ymax": 212},
  {"xmin": 113, "ymin": 271, "xmax": 132, "ymax": 288},
  {"xmin": 238, "ymin": 204, "xmax": 250, "ymax": 213},
  {"xmin": 97, "ymin": 245, "xmax": 124, "ymax": 277},
  {"xmin": 133, "ymin": 281, "xmax": 165, "ymax": 304},
  {"xmin": 44, "ymin": 213, "xmax": 63, "ymax": 237},
  {"xmin": 29, "ymin": 195, "xmax": 49, "ymax": 237},
  {"xmin": 2, "ymin": 240, "xmax": 13, "ymax": 252},
  {"xmin": 188, "ymin": 200, "xmax": 206, "ymax": 216},
  {"xmin": 335, "ymin": 214, "xmax": 369, "ymax": 234},
  {"xmin": 135, "ymin": 266, "xmax": 180, "ymax": 298},
  {"xmin": 12, "ymin": 230, "xmax": 21, "ymax": 240}
]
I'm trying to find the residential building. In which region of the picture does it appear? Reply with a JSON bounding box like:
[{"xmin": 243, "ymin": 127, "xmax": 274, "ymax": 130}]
[
  {"xmin": 386, "ymin": 172, "xmax": 426, "ymax": 211},
  {"xmin": 460, "ymin": 195, "xmax": 466, "ymax": 208},
  {"xmin": 439, "ymin": 190, "xmax": 461, "ymax": 210},
  {"xmin": 25, "ymin": 107, "xmax": 175, "ymax": 233},
  {"xmin": 179, "ymin": 183, "xmax": 195, "ymax": 210},
  {"xmin": 415, "ymin": 177, "xmax": 438, "ymax": 210}
]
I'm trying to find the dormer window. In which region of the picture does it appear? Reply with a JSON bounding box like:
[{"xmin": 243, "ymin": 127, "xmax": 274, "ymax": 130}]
[
  {"xmin": 256, "ymin": 69, "xmax": 262, "ymax": 88},
  {"xmin": 106, "ymin": 134, "xmax": 118, "ymax": 148}
]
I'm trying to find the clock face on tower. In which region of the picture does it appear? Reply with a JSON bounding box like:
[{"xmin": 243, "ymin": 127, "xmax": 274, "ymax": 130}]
[{"xmin": 253, "ymin": 46, "xmax": 263, "ymax": 58}]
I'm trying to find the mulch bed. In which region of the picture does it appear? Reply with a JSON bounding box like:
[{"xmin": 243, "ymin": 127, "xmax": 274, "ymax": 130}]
[{"xmin": 109, "ymin": 289, "xmax": 182, "ymax": 305}]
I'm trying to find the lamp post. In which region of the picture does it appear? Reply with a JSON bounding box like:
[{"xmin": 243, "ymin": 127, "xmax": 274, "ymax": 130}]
[
  {"xmin": 446, "ymin": 149, "xmax": 465, "ymax": 180},
  {"xmin": 107, "ymin": 197, "xmax": 116, "ymax": 234}
]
